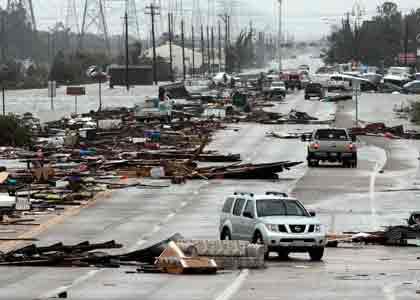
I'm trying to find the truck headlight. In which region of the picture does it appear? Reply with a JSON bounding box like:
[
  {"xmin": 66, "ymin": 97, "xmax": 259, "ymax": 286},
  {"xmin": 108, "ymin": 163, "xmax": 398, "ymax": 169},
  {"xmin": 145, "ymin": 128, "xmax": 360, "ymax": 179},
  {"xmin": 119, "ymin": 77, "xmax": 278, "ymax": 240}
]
[
  {"xmin": 315, "ymin": 224, "xmax": 322, "ymax": 233},
  {"xmin": 265, "ymin": 224, "xmax": 279, "ymax": 232}
]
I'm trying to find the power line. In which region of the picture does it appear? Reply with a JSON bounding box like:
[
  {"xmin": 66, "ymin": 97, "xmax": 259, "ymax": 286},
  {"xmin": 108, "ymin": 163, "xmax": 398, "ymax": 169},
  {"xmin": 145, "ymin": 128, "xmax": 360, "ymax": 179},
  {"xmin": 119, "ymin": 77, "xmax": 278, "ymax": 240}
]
[{"xmin": 80, "ymin": 0, "xmax": 110, "ymax": 54}]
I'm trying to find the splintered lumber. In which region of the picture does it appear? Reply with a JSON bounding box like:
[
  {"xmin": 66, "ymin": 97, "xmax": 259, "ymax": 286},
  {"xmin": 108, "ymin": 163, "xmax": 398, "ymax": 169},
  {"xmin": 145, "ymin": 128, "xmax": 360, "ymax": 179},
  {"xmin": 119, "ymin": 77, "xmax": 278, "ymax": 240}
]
[
  {"xmin": 156, "ymin": 241, "xmax": 218, "ymax": 274},
  {"xmin": 192, "ymin": 161, "xmax": 303, "ymax": 180}
]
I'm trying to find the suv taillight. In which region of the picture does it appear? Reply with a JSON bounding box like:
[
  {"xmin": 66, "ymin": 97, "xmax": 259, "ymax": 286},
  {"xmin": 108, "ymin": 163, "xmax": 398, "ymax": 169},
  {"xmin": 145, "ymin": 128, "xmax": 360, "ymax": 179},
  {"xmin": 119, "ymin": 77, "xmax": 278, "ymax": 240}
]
[
  {"xmin": 310, "ymin": 142, "xmax": 320, "ymax": 150},
  {"xmin": 347, "ymin": 143, "xmax": 356, "ymax": 151}
]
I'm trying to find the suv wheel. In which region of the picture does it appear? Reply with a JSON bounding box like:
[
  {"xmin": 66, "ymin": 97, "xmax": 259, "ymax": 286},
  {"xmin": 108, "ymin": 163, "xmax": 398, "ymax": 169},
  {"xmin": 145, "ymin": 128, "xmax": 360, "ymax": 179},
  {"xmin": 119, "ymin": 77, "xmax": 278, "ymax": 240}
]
[
  {"xmin": 309, "ymin": 247, "xmax": 324, "ymax": 261},
  {"xmin": 220, "ymin": 228, "xmax": 231, "ymax": 240},
  {"xmin": 253, "ymin": 231, "xmax": 269, "ymax": 259}
]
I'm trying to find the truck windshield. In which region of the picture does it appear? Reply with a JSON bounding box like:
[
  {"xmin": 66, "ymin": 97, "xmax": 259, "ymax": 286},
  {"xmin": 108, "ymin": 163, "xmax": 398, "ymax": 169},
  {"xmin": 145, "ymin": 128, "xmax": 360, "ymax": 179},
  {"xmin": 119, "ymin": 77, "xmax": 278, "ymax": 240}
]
[
  {"xmin": 315, "ymin": 129, "xmax": 349, "ymax": 141},
  {"xmin": 256, "ymin": 199, "xmax": 308, "ymax": 217}
]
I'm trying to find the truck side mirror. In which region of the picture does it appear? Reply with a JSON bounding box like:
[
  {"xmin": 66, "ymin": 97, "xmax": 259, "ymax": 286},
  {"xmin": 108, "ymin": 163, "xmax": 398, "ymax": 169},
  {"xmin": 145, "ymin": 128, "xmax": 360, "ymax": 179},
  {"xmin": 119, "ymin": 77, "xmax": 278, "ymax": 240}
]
[{"xmin": 309, "ymin": 211, "xmax": 316, "ymax": 217}]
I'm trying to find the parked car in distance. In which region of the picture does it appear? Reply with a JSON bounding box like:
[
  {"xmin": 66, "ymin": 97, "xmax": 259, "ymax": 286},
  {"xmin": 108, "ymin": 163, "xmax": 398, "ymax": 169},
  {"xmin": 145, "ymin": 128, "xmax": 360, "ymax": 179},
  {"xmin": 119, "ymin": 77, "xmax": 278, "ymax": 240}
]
[
  {"xmin": 305, "ymin": 83, "xmax": 325, "ymax": 100},
  {"xmin": 306, "ymin": 128, "xmax": 357, "ymax": 168},
  {"xmin": 402, "ymin": 80, "xmax": 420, "ymax": 94},
  {"xmin": 269, "ymin": 81, "xmax": 287, "ymax": 99},
  {"xmin": 219, "ymin": 192, "xmax": 326, "ymax": 261}
]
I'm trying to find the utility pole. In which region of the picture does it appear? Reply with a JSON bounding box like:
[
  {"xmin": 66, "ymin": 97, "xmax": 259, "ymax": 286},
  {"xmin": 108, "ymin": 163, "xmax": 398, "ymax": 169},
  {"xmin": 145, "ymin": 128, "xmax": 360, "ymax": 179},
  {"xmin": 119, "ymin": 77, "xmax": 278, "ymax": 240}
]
[
  {"xmin": 168, "ymin": 13, "xmax": 174, "ymax": 82},
  {"xmin": 404, "ymin": 17, "xmax": 409, "ymax": 66},
  {"xmin": 218, "ymin": 21, "xmax": 222, "ymax": 72},
  {"xmin": 192, "ymin": 25, "xmax": 195, "ymax": 78},
  {"xmin": 220, "ymin": 14, "xmax": 230, "ymax": 72},
  {"xmin": 146, "ymin": 4, "xmax": 160, "ymax": 85},
  {"xmin": 201, "ymin": 25, "xmax": 205, "ymax": 75},
  {"xmin": 1, "ymin": 12, "xmax": 6, "ymax": 62},
  {"xmin": 278, "ymin": 0, "xmax": 283, "ymax": 71},
  {"xmin": 206, "ymin": 26, "xmax": 211, "ymax": 74},
  {"xmin": 181, "ymin": 19, "xmax": 186, "ymax": 81},
  {"xmin": 125, "ymin": 12, "xmax": 129, "ymax": 90},
  {"xmin": 211, "ymin": 27, "xmax": 215, "ymax": 72}
]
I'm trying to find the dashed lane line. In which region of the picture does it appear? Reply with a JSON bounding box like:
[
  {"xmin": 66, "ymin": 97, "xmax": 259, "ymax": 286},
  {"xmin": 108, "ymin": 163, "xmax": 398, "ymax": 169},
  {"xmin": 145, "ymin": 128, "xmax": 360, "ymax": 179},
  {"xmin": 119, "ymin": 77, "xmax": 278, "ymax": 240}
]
[{"xmin": 214, "ymin": 269, "xmax": 250, "ymax": 300}]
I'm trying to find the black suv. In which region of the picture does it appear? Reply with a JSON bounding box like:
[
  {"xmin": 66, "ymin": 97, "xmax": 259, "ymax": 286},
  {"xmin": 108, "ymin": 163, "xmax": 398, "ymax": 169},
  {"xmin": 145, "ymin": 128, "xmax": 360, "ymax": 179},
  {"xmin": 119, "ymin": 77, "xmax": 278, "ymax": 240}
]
[{"xmin": 305, "ymin": 83, "xmax": 325, "ymax": 100}]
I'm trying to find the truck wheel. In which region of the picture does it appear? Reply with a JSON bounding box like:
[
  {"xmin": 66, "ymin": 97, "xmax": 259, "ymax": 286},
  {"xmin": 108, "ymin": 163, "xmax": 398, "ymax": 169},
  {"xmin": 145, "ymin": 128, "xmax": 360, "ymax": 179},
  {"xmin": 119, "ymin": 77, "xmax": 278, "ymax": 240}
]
[
  {"xmin": 253, "ymin": 231, "xmax": 269, "ymax": 259},
  {"xmin": 309, "ymin": 247, "xmax": 324, "ymax": 261},
  {"xmin": 220, "ymin": 228, "xmax": 231, "ymax": 241},
  {"xmin": 308, "ymin": 160, "xmax": 314, "ymax": 168},
  {"xmin": 305, "ymin": 96, "xmax": 310, "ymax": 100}
]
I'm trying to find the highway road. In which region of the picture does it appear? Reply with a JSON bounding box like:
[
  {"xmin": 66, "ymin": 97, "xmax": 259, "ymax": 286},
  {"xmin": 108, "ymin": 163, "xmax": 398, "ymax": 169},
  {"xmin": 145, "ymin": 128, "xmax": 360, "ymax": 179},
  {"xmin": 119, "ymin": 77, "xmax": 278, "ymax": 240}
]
[{"xmin": 1, "ymin": 62, "xmax": 420, "ymax": 299}]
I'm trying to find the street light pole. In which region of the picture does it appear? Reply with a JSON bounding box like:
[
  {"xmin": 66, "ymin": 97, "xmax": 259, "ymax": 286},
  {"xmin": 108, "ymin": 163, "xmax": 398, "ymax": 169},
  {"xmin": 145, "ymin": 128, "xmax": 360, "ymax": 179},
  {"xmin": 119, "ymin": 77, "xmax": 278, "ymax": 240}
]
[{"xmin": 278, "ymin": 0, "xmax": 283, "ymax": 72}]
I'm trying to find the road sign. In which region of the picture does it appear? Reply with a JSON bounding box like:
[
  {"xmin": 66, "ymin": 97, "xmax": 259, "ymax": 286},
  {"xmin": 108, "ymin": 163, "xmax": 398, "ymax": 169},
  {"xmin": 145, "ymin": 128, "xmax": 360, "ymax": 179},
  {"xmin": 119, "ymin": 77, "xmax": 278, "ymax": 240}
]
[{"xmin": 66, "ymin": 86, "xmax": 86, "ymax": 96}]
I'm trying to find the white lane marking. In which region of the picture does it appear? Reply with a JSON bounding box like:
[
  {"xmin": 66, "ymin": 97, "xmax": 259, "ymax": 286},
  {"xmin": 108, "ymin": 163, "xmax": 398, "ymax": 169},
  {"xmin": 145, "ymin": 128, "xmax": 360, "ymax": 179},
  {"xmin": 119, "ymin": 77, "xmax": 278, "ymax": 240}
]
[
  {"xmin": 214, "ymin": 269, "xmax": 249, "ymax": 300},
  {"xmin": 41, "ymin": 269, "xmax": 102, "ymax": 299},
  {"xmin": 383, "ymin": 284, "xmax": 397, "ymax": 300},
  {"xmin": 164, "ymin": 212, "xmax": 176, "ymax": 222},
  {"xmin": 369, "ymin": 162, "xmax": 380, "ymax": 229}
]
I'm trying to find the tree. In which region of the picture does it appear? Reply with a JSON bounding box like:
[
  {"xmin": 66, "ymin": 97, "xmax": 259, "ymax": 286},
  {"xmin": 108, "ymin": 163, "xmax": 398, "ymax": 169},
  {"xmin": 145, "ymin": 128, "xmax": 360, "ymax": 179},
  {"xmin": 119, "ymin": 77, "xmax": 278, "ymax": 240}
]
[
  {"xmin": 324, "ymin": 1, "xmax": 413, "ymax": 67},
  {"xmin": 129, "ymin": 41, "xmax": 142, "ymax": 65},
  {"xmin": 0, "ymin": 115, "xmax": 31, "ymax": 146}
]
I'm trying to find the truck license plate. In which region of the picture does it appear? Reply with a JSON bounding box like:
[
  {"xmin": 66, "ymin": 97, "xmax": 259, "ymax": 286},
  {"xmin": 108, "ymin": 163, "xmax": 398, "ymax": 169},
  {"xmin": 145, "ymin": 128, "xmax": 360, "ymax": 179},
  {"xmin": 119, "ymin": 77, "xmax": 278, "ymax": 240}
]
[{"xmin": 292, "ymin": 241, "xmax": 306, "ymax": 247}]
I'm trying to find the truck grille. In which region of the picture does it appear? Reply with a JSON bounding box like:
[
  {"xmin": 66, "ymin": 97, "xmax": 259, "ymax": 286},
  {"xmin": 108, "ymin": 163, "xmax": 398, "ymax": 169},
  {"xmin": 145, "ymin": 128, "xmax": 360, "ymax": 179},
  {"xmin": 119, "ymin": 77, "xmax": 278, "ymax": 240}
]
[
  {"xmin": 278, "ymin": 225, "xmax": 288, "ymax": 232},
  {"xmin": 289, "ymin": 225, "xmax": 306, "ymax": 233},
  {"xmin": 281, "ymin": 238, "xmax": 315, "ymax": 243}
]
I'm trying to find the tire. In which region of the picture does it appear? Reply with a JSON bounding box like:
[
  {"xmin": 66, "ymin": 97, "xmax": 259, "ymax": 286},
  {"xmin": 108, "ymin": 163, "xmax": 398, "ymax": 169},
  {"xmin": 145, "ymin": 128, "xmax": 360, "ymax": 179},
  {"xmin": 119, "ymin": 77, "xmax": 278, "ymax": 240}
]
[
  {"xmin": 220, "ymin": 228, "xmax": 231, "ymax": 241},
  {"xmin": 305, "ymin": 96, "xmax": 309, "ymax": 100},
  {"xmin": 309, "ymin": 247, "xmax": 324, "ymax": 261},
  {"xmin": 253, "ymin": 231, "xmax": 269, "ymax": 259},
  {"xmin": 307, "ymin": 160, "xmax": 314, "ymax": 168}
]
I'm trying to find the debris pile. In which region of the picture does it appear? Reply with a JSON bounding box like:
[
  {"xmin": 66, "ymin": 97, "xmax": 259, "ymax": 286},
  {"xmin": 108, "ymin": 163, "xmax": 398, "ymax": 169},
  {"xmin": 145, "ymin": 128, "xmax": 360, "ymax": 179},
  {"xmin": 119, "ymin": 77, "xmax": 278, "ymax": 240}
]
[
  {"xmin": 0, "ymin": 234, "xmax": 265, "ymax": 273},
  {"xmin": 350, "ymin": 122, "xmax": 420, "ymax": 139},
  {"xmin": 327, "ymin": 212, "xmax": 420, "ymax": 247}
]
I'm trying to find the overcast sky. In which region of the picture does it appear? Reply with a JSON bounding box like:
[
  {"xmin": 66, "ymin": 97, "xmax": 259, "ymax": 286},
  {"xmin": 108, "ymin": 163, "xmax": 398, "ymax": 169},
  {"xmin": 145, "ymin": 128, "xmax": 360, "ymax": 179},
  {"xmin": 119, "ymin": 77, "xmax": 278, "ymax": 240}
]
[{"xmin": 2, "ymin": 0, "xmax": 419, "ymax": 40}]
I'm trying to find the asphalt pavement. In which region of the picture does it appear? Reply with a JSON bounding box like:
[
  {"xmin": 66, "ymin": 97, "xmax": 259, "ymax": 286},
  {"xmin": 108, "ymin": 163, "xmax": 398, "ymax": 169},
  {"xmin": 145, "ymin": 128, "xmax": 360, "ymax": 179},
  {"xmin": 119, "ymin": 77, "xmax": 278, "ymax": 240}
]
[{"xmin": 2, "ymin": 72, "xmax": 420, "ymax": 298}]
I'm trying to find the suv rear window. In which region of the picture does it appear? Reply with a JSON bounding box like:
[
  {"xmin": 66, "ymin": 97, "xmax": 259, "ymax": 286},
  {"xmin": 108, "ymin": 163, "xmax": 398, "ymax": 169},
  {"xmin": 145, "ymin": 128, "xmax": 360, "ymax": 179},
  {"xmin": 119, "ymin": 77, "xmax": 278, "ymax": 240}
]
[
  {"xmin": 232, "ymin": 199, "xmax": 245, "ymax": 216},
  {"xmin": 222, "ymin": 198, "xmax": 234, "ymax": 213},
  {"xmin": 315, "ymin": 129, "xmax": 349, "ymax": 141},
  {"xmin": 307, "ymin": 84, "xmax": 322, "ymax": 91}
]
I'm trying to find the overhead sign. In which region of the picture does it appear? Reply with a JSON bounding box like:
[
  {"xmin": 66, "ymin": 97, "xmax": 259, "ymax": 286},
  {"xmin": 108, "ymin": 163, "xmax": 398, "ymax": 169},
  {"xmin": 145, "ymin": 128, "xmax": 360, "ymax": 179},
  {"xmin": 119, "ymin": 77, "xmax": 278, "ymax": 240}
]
[{"xmin": 66, "ymin": 86, "xmax": 86, "ymax": 96}]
